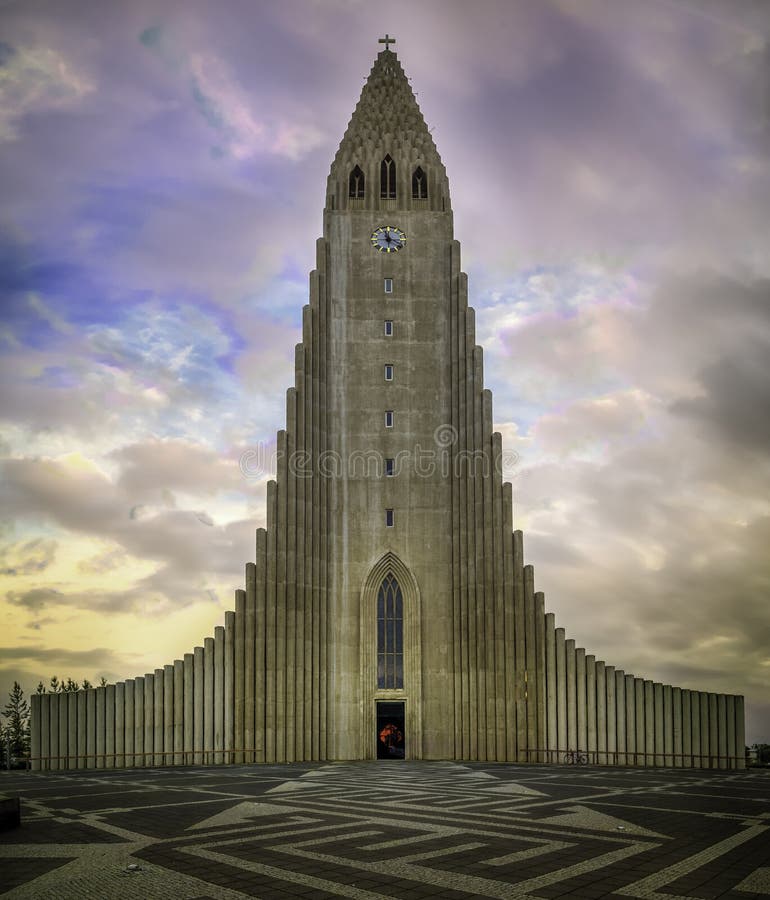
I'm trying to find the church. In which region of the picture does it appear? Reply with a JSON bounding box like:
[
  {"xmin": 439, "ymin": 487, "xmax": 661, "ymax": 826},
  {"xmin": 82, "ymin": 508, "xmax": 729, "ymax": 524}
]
[{"xmin": 31, "ymin": 40, "xmax": 745, "ymax": 770}]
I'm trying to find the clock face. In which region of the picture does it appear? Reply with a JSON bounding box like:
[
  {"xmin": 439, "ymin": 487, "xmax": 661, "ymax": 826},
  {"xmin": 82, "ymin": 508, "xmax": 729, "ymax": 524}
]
[{"xmin": 371, "ymin": 225, "xmax": 407, "ymax": 253}]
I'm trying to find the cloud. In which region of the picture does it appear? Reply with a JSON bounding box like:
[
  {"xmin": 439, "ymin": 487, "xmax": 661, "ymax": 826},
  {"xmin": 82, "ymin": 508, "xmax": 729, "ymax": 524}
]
[
  {"xmin": 0, "ymin": 538, "xmax": 57, "ymax": 576},
  {"xmin": 6, "ymin": 587, "xmax": 65, "ymax": 612},
  {"xmin": 140, "ymin": 24, "xmax": 326, "ymax": 161},
  {"xmin": 0, "ymin": 42, "xmax": 94, "ymax": 141},
  {"xmin": 671, "ymin": 339, "xmax": 770, "ymax": 454}
]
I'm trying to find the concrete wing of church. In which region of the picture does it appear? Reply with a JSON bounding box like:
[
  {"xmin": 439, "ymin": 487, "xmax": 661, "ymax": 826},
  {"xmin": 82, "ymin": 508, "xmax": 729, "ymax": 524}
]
[{"xmin": 31, "ymin": 47, "xmax": 745, "ymax": 771}]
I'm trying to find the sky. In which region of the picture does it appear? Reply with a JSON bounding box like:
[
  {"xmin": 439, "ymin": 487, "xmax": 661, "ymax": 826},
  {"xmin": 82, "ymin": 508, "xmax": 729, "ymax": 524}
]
[{"xmin": 1, "ymin": 0, "xmax": 768, "ymax": 743}]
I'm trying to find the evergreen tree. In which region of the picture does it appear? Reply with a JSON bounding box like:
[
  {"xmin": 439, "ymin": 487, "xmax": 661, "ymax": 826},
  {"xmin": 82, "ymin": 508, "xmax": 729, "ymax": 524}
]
[
  {"xmin": 64, "ymin": 678, "xmax": 79, "ymax": 693},
  {"xmin": 49, "ymin": 675, "xmax": 61, "ymax": 693},
  {"xmin": 81, "ymin": 679, "xmax": 92, "ymax": 690},
  {"xmin": 2, "ymin": 681, "xmax": 30, "ymax": 758},
  {"xmin": 35, "ymin": 681, "xmax": 46, "ymax": 694}
]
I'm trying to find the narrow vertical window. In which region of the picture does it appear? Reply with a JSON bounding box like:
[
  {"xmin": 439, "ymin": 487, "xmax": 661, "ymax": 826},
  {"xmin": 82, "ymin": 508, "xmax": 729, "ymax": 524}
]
[
  {"xmin": 384, "ymin": 278, "xmax": 393, "ymax": 293},
  {"xmin": 412, "ymin": 166, "xmax": 427, "ymax": 199},
  {"xmin": 384, "ymin": 364, "xmax": 394, "ymax": 381},
  {"xmin": 384, "ymin": 320, "xmax": 393, "ymax": 336},
  {"xmin": 385, "ymin": 458, "xmax": 394, "ymax": 476},
  {"xmin": 380, "ymin": 154, "xmax": 396, "ymax": 199},
  {"xmin": 385, "ymin": 410, "xmax": 394, "ymax": 427},
  {"xmin": 349, "ymin": 165, "xmax": 365, "ymax": 198},
  {"xmin": 385, "ymin": 509, "xmax": 394, "ymax": 528},
  {"xmin": 377, "ymin": 574, "xmax": 403, "ymax": 688}
]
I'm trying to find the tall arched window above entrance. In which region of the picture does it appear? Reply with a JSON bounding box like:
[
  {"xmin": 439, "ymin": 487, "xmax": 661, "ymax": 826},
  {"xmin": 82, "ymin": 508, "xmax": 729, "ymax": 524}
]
[
  {"xmin": 349, "ymin": 164, "xmax": 365, "ymax": 198},
  {"xmin": 377, "ymin": 574, "xmax": 403, "ymax": 688},
  {"xmin": 412, "ymin": 166, "xmax": 427, "ymax": 199},
  {"xmin": 380, "ymin": 154, "xmax": 396, "ymax": 199}
]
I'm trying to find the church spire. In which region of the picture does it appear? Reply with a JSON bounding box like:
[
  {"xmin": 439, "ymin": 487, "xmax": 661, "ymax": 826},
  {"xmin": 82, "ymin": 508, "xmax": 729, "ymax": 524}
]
[{"xmin": 326, "ymin": 42, "xmax": 450, "ymax": 212}]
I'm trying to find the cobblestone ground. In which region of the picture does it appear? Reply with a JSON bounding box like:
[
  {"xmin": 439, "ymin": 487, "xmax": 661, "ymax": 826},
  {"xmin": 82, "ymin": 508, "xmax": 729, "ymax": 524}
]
[{"xmin": 1, "ymin": 762, "xmax": 769, "ymax": 899}]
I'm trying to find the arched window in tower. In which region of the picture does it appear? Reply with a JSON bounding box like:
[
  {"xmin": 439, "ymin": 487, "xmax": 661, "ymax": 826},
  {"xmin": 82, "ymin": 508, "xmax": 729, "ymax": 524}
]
[
  {"xmin": 349, "ymin": 165, "xmax": 365, "ymax": 198},
  {"xmin": 412, "ymin": 166, "xmax": 428, "ymax": 200},
  {"xmin": 380, "ymin": 154, "xmax": 396, "ymax": 199},
  {"xmin": 377, "ymin": 574, "xmax": 403, "ymax": 688}
]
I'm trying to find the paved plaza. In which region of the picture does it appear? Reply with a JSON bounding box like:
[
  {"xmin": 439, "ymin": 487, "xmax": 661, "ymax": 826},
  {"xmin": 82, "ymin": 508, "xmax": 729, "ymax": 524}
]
[{"xmin": 1, "ymin": 762, "xmax": 769, "ymax": 899}]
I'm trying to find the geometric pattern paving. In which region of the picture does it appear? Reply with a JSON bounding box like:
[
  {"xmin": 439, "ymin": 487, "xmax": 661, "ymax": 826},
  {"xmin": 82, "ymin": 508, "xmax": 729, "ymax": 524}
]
[{"xmin": 1, "ymin": 762, "xmax": 769, "ymax": 899}]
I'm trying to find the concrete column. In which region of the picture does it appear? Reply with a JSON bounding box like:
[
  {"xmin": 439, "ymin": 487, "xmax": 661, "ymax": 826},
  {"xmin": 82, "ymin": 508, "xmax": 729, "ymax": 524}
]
[
  {"xmin": 466, "ymin": 351, "xmax": 482, "ymax": 761},
  {"xmin": 700, "ymin": 692, "xmax": 710, "ymax": 767},
  {"xmin": 154, "ymin": 668, "xmax": 164, "ymax": 766},
  {"xmin": 644, "ymin": 681, "xmax": 654, "ymax": 767},
  {"xmin": 502, "ymin": 487, "xmax": 515, "ymax": 762},
  {"xmin": 700, "ymin": 691, "xmax": 717, "ymax": 769},
  {"xmin": 67, "ymin": 689, "xmax": 78, "ymax": 768},
  {"xmin": 534, "ymin": 590, "xmax": 547, "ymax": 763},
  {"xmin": 586, "ymin": 655, "xmax": 597, "ymax": 763},
  {"xmin": 672, "ymin": 687, "xmax": 682, "ymax": 768},
  {"xmin": 234, "ymin": 591, "xmax": 245, "ymax": 764},
  {"xmin": 49, "ymin": 692, "xmax": 60, "ymax": 771},
  {"xmin": 594, "ymin": 659, "xmax": 605, "ymax": 763},
  {"xmin": 83, "ymin": 688, "xmax": 96, "ymax": 769},
  {"xmin": 664, "ymin": 684, "xmax": 674, "ymax": 767},
  {"xmin": 76, "ymin": 690, "xmax": 86, "ymax": 769},
  {"xmin": 215, "ymin": 625, "xmax": 225, "ymax": 765},
  {"xmin": 105, "ymin": 684, "xmax": 116, "ymax": 769},
  {"xmin": 124, "ymin": 680, "xmax": 134, "ymax": 768},
  {"xmin": 204, "ymin": 636, "xmax": 215, "ymax": 764},
  {"xmin": 634, "ymin": 678, "xmax": 645, "ymax": 766},
  {"xmin": 245, "ymin": 563, "xmax": 256, "ymax": 762},
  {"xmin": 709, "ymin": 694, "xmax": 718, "ymax": 768},
  {"xmin": 690, "ymin": 691, "xmax": 701, "ymax": 768},
  {"xmin": 115, "ymin": 683, "xmax": 124, "ymax": 769},
  {"xmin": 523, "ymin": 565, "xmax": 537, "ymax": 760},
  {"xmin": 30, "ymin": 694, "xmax": 41, "ymax": 771},
  {"xmin": 224, "ymin": 611, "xmax": 235, "ymax": 765},
  {"xmin": 274, "ymin": 438, "xmax": 288, "ymax": 764},
  {"xmin": 58, "ymin": 692, "xmax": 68, "ymax": 770},
  {"xmin": 576, "ymin": 648, "xmax": 586, "ymax": 753},
  {"xmin": 725, "ymin": 695, "xmax": 736, "ymax": 769},
  {"xmin": 184, "ymin": 654, "xmax": 194, "ymax": 765},
  {"xmin": 545, "ymin": 613, "xmax": 557, "ymax": 763},
  {"xmin": 143, "ymin": 674, "xmax": 154, "ymax": 768},
  {"xmin": 626, "ymin": 675, "xmax": 636, "ymax": 766},
  {"xmin": 492, "ymin": 435, "xmax": 507, "ymax": 763},
  {"xmin": 604, "ymin": 665, "xmax": 626, "ymax": 766},
  {"xmin": 96, "ymin": 687, "xmax": 106, "ymax": 769},
  {"xmin": 717, "ymin": 694, "xmax": 727, "ymax": 768},
  {"xmin": 617, "ymin": 671, "xmax": 628, "ymax": 767},
  {"xmin": 173, "ymin": 659, "xmax": 184, "ymax": 766},
  {"xmin": 653, "ymin": 682, "xmax": 663, "ymax": 766},
  {"xmin": 566, "ymin": 639, "xmax": 576, "ymax": 751},
  {"xmin": 556, "ymin": 628, "xmax": 566, "ymax": 756},
  {"xmin": 681, "ymin": 689, "xmax": 691, "ymax": 767},
  {"xmin": 194, "ymin": 646, "xmax": 204, "ymax": 764},
  {"xmin": 40, "ymin": 693, "xmax": 50, "ymax": 770},
  {"xmin": 513, "ymin": 530, "xmax": 526, "ymax": 760},
  {"xmin": 255, "ymin": 531, "xmax": 267, "ymax": 762},
  {"xmin": 294, "ymin": 343, "xmax": 308, "ymax": 763},
  {"xmin": 134, "ymin": 677, "xmax": 144, "ymax": 767},
  {"xmin": 316, "ymin": 257, "xmax": 328, "ymax": 762},
  {"xmin": 80, "ymin": 689, "xmax": 93, "ymax": 769},
  {"xmin": 164, "ymin": 663, "xmax": 174, "ymax": 765},
  {"xmin": 735, "ymin": 695, "xmax": 746, "ymax": 769},
  {"xmin": 284, "ymin": 390, "xmax": 298, "ymax": 764}
]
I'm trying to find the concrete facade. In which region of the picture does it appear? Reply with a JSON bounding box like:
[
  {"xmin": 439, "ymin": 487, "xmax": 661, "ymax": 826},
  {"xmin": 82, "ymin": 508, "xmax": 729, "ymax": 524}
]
[{"xmin": 31, "ymin": 46, "xmax": 745, "ymax": 770}]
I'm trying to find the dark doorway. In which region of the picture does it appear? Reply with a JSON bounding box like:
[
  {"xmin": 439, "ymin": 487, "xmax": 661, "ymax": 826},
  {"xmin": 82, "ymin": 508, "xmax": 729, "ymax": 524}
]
[{"xmin": 376, "ymin": 701, "xmax": 405, "ymax": 759}]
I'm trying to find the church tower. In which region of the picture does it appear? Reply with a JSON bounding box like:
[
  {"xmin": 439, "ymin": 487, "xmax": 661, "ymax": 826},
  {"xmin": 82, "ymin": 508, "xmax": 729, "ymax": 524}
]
[{"xmin": 31, "ymin": 41, "xmax": 745, "ymax": 770}]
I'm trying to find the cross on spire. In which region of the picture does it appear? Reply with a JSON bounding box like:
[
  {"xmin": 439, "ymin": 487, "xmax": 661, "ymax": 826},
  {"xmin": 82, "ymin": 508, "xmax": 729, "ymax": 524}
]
[{"xmin": 378, "ymin": 34, "xmax": 395, "ymax": 51}]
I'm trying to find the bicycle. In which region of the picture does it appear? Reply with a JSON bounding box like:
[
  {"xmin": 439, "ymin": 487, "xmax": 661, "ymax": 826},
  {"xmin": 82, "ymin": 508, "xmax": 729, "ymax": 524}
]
[{"xmin": 563, "ymin": 749, "xmax": 588, "ymax": 765}]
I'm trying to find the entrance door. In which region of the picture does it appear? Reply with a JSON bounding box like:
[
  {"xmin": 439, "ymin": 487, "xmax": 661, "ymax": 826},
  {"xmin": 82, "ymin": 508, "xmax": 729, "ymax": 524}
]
[{"xmin": 376, "ymin": 701, "xmax": 405, "ymax": 759}]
